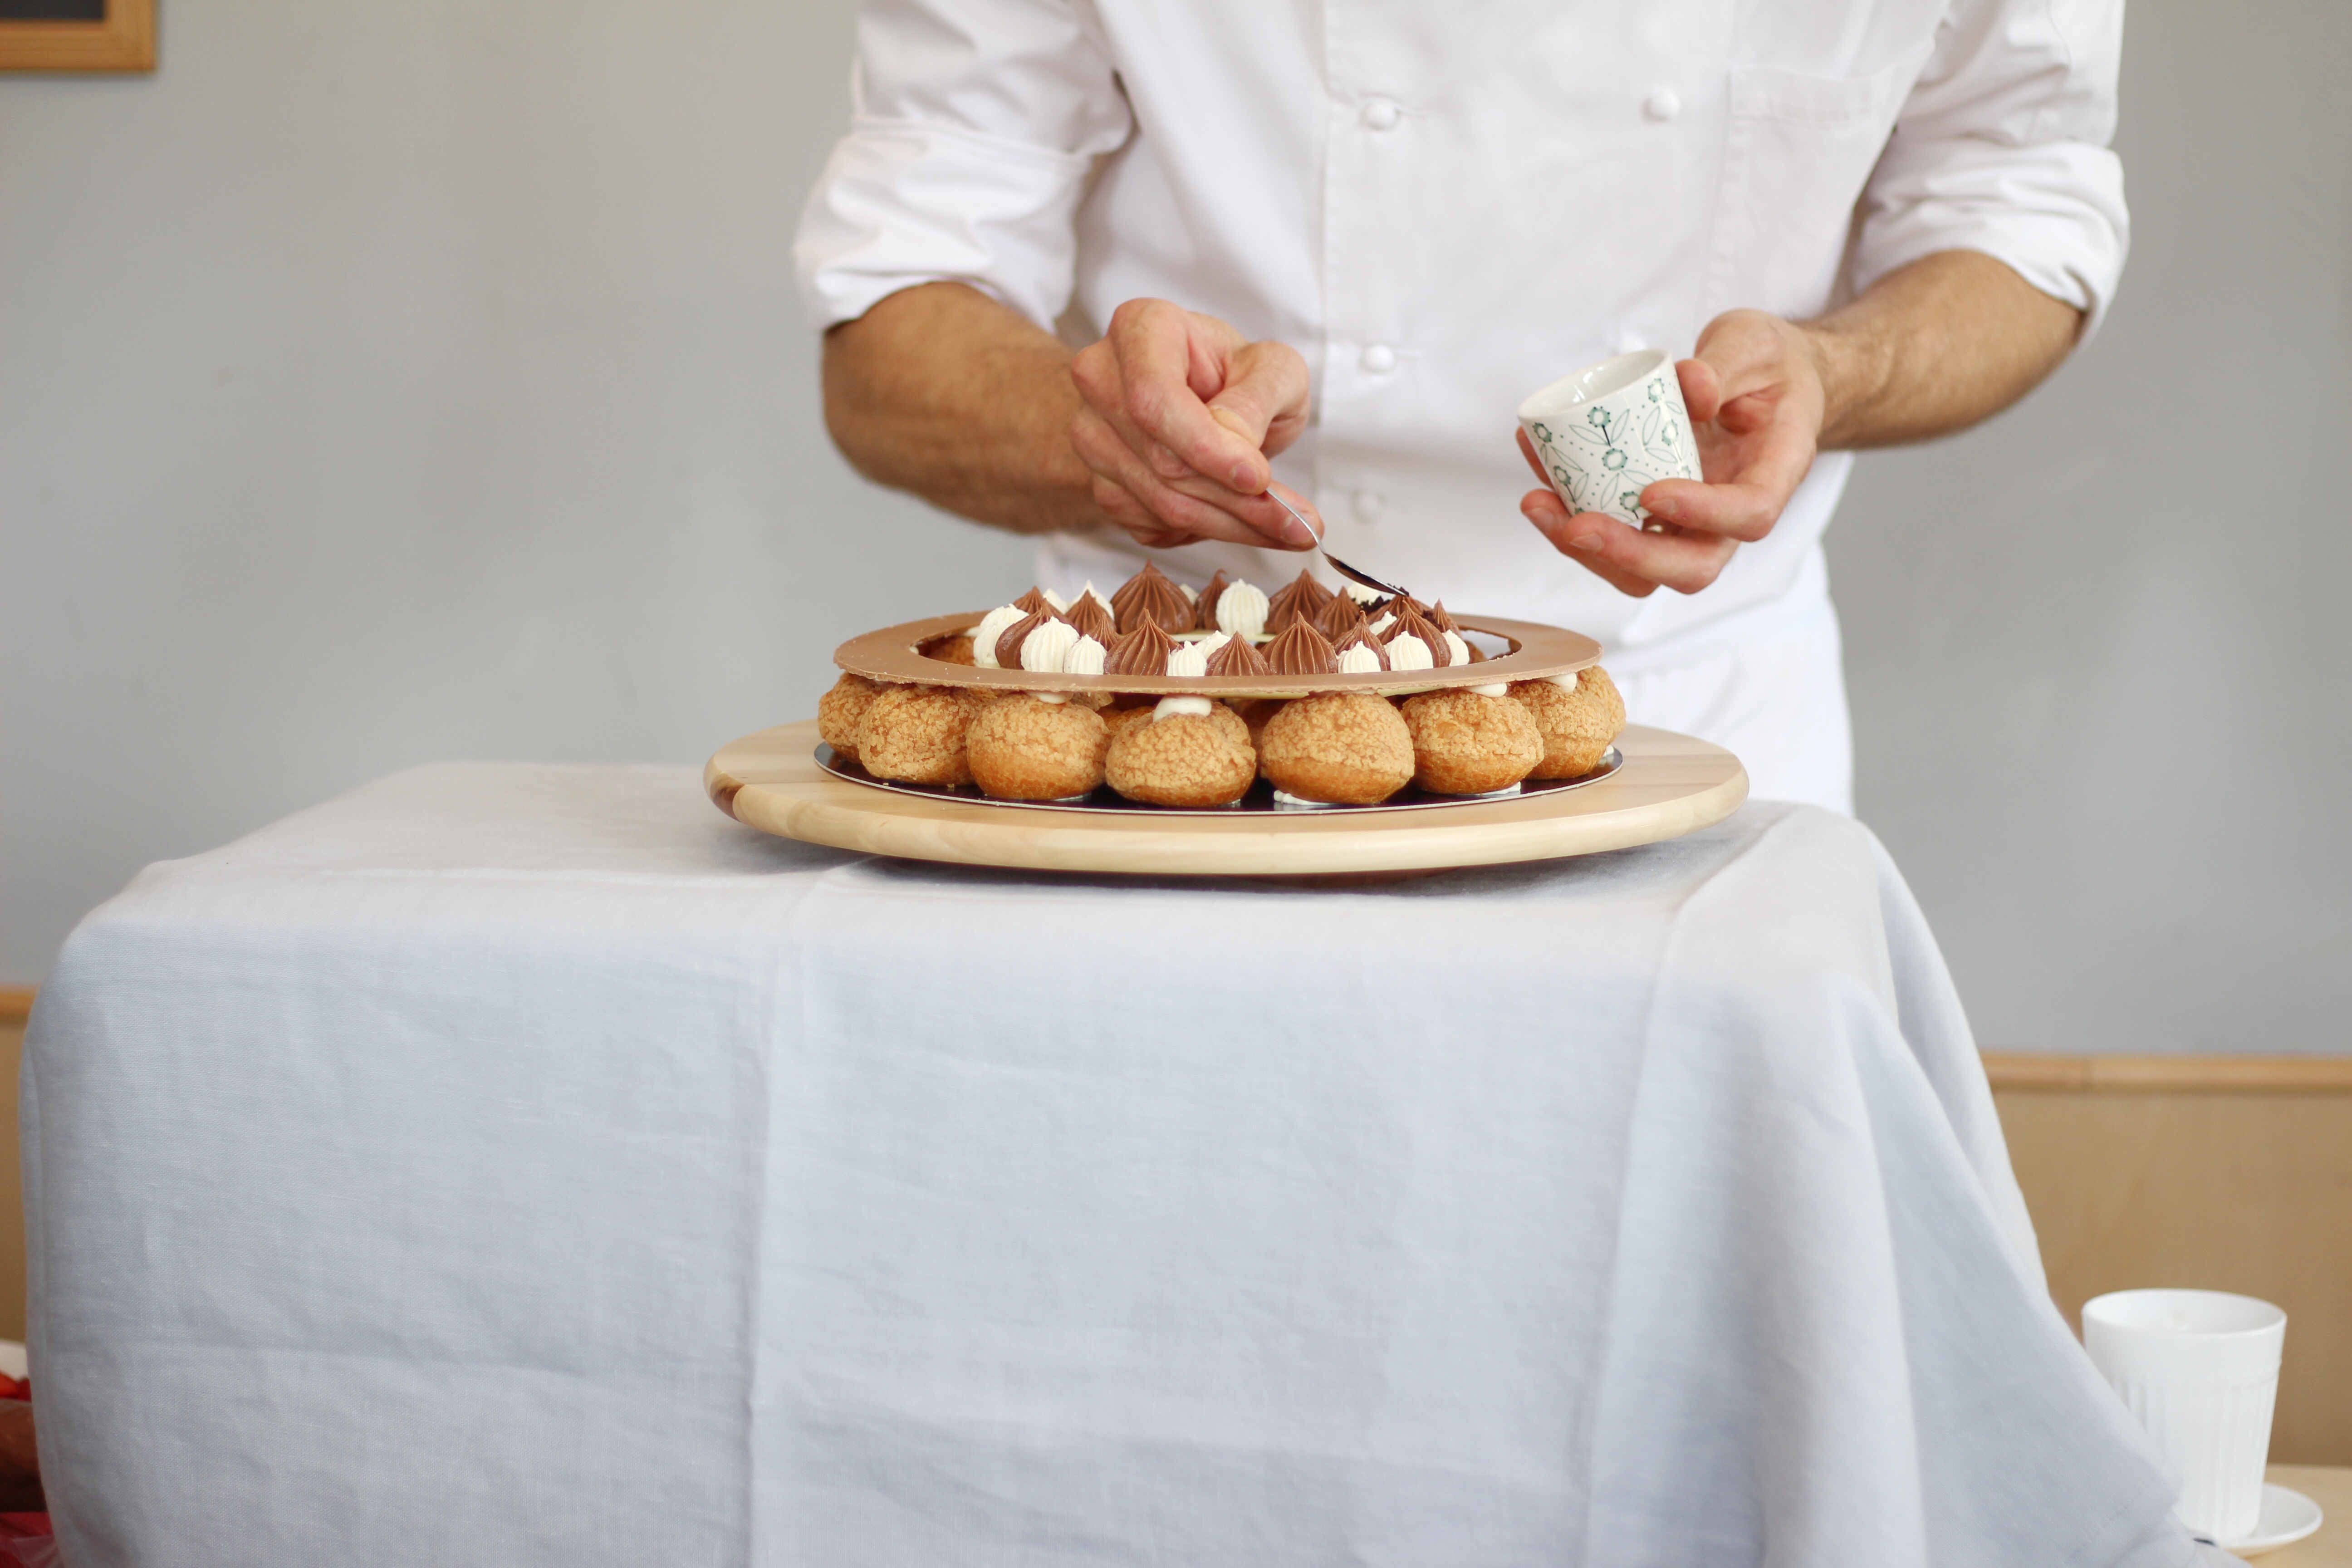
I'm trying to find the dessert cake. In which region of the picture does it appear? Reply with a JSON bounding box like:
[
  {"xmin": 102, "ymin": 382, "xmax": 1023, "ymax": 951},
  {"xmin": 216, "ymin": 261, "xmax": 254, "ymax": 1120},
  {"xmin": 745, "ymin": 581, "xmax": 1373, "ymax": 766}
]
[{"xmin": 822, "ymin": 564, "xmax": 1625, "ymax": 808}]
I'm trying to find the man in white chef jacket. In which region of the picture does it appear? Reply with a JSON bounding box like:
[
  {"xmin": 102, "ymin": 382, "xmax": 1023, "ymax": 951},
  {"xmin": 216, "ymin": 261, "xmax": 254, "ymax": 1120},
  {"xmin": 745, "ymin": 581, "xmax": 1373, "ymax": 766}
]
[{"xmin": 796, "ymin": 0, "xmax": 2127, "ymax": 813}]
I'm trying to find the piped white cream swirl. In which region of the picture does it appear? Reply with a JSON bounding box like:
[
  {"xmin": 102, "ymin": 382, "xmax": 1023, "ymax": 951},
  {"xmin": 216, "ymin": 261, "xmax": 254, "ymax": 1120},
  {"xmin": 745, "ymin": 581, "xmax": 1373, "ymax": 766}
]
[
  {"xmin": 970, "ymin": 604, "xmax": 1023, "ymax": 669},
  {"xmin": 1164, "ymin": 640, "xmax": 1209, "ymax": 677},
  {"xmin": 1441, "ymin": 630, "xmax": 1471, "ymax": 666},
  {"xmin": 1386, "ymin": 634, "xmax": 1435, "ymax": 671},
  {"xmin": 1152, "ymin": 696, "xmax": 1213, "ymax": 720},
  {"xmin": 1019, "ymin": 617, "xmax": 1080, "ymax": 672},
  {"xmin": 1336, "ymin": 642, "xmax": 1384, "ymax": 674},
  {"xmin": 1215, "ymin": 580, "xmax": 1269, "ymax": 639},
  {"xmin": 1063, "ymin": 635, "xmax": 1106, "ymax": 676}
]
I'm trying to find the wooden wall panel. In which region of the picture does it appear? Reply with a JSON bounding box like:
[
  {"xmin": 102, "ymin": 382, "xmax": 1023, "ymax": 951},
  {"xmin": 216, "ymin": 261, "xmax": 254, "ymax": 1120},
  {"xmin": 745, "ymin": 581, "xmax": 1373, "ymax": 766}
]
[{"xmin": 1995, "ymin": 1087, "xmax": 2352, "ymax": 1465}]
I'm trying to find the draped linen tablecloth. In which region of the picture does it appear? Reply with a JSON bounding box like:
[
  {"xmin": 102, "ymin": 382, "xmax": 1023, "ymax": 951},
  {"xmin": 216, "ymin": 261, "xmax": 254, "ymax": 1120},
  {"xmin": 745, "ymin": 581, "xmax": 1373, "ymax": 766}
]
[{"xmin": 23, "ymin": 764, "xmax": 2232, "ymax": 1567}]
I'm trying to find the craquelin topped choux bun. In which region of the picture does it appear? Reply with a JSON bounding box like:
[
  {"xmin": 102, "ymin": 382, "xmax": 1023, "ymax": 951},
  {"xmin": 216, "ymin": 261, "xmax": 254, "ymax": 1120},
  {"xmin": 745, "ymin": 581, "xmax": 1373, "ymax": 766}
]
[
  {"xmin": 965, "ymin": 694, "xmax": 1110, "ymax": 800},
  {"xmin": 1257, "ymin": 691, "xmax": 1415, "ymax": 804},
  {"xmin": 854, "ymin": 683, "xmax": 983, "ymax": 787},
  {"xmin": 818, "ymin": 673, "xmax": 880, "ymax": 763},
  {"xmin": 1105, "ymin": 698, "xmax": 1255, "ymax": 806},
  {"xmin": 1400, "ymin": 687, "xmax": 1542, "ymax": 795},
  {"xmin": 1509, "ymin": 666, "xmax": 1626, "ymax": 779}
]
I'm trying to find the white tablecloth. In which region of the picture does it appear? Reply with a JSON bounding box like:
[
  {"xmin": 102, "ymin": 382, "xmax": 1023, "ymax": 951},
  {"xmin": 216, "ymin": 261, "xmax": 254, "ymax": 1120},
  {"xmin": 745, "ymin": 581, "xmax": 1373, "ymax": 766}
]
[{"xmin": 23, "ymin": 764, "xmax": 2230, "ymax": 1567}]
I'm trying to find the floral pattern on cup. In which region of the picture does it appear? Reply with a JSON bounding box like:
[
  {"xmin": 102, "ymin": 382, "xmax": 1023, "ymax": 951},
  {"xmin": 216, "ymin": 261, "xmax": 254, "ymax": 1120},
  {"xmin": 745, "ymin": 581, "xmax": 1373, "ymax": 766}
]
[{"xmin": 1524, "ymin": 364, "xmax": 1700, "ymax": 526}]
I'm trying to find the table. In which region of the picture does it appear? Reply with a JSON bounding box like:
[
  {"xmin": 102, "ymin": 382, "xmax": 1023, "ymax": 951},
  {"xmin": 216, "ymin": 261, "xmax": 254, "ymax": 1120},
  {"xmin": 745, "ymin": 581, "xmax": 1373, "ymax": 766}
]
[
  {"xmin": 22, "ymin": 763, "xmax": 2238, "ymax": 1566},
  {"xmin": 2265, "ymin": 1468, "xmax": 2350, "ymax": 1566}
]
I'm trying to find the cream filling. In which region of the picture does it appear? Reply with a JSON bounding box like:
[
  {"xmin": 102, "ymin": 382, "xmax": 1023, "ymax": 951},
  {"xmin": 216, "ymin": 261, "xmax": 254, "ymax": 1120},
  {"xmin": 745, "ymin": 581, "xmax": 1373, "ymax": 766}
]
[
  {"xmin": 1153, "ymin": 696, "xmax": 1213, "ymax": 721},
  {"xmin": 1387, "ymin": 634, "xmax": 1434, "ymax": 671},
  {"xmin": 1548, "ymin": 670, "xmax": 1581, "ymax": 692},
  {"xmin": 1215, "ymin": 581, "xmax": 1269, "ymax": 639},
  {"xmin": 1471, "ymin": 682, "xmax": 1509, "ymax": 698},
  {"xmin": 970, "ymin": 603, "xmax": 1023, "ymax": 669},
  {"xmin": 1063, "ymin": 635, "xmax": 1107, "ymax": 676},
  {"xmin": 1019, "ymin": 617, "xmax": 1080, "ymax": 673},
  {"xmin": 1032, "ymin": 691, "xmax": 1071, "ymax": 705}
]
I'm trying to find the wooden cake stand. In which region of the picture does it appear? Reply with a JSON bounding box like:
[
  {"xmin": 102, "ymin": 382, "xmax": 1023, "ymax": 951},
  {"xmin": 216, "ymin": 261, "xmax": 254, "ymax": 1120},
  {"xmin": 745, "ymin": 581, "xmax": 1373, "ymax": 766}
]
[{"xmin": 706, "ymin": 720, "xmax": 1747, "ymax": 877}]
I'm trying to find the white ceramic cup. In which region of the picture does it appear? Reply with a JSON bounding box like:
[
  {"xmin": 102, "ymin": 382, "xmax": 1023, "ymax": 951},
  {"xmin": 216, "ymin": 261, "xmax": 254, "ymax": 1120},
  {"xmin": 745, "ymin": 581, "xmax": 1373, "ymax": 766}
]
[
  {"xmin": 1517, "ymin": 348, "xmax": 1702, "ymax": 526},
  {"xmin": 2082, "ymin": 1289, "xmax": 2286, "ymax": 1543}
]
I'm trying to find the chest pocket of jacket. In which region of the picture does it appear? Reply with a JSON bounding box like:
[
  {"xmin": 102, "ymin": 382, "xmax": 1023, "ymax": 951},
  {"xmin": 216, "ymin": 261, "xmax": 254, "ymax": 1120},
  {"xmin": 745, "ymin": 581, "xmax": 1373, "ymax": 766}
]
[{"xmin": 1702, "ymin": 44, "xmax": 1931, "ymax": 321}]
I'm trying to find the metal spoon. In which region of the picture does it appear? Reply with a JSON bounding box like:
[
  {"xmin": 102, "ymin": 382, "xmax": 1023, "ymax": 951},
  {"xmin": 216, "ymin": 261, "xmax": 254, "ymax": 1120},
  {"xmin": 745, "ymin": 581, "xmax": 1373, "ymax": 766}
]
[{"xmin": 1261, "ymin": 487, "xmax": 1411, "ymax": 600}]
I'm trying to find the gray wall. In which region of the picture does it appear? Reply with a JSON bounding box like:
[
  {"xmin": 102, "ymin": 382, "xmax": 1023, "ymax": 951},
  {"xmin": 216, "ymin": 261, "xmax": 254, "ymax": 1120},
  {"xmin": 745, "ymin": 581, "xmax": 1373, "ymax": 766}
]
[{"xmin": 3, "ymin": 0, "xmax": 2344, "ymax": 1053}]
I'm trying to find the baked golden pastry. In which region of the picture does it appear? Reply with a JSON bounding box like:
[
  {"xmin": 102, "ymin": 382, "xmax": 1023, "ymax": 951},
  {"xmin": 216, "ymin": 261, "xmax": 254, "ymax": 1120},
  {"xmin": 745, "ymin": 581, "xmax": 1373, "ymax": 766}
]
[
  {"xmin": 818, "ymin": 673, "xmax": 880, "ymax": 763},
  {"xmin": 1401, "ymin": 688, "xmax": 1542, "ymax": 794},
  {"xmin": 1230, "ymin": 697, "xmax": 1282, "ymax": 752},
  {"xmin": 1258, "ymin": 692, "xmax": 1414, "ymax": 804},
  {"xmin": 1103, "ymin": 704, "xmax": 1156, "ymax": 744},
  {"xmin": 1509, "ymin": 666, "xmax": 1626, "ymax": 779},
  {"xmin": 965, "ymin": 696, "xmax": 1110, "ymax": 800},
  {"xmin": 854, "ymin": 683, "xmax": 983, "ymax": 787},
  {"xmin": 1105, "ymin": 700, "xmax": 1256, "ymax": 806},
  {"xmin": 922, "ymin": 634, "xmax": 977, "ymax": 666}
]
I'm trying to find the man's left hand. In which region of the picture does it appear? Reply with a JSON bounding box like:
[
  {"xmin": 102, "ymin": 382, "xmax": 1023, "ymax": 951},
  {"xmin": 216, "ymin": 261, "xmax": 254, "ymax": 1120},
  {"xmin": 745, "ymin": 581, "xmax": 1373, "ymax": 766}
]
[{"xmin": 1519, "ymin": 309, "xmax": 1826, "ymax": 597}]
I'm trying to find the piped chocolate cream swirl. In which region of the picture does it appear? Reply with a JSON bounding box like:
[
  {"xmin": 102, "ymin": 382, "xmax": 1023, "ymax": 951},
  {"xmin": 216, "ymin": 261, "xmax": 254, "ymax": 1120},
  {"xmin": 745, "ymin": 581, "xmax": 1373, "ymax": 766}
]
[
  {"xmin": 994, "ymin": 606, "xmax": 1061, "ymax": 670},
  {"xmin": 1262, "ymin": 619, "xmax": 1338, "ymax": 676},
  {"xmin": 1063, "ymin": 591, "xmax": 1117, "ymax": 645},
  {"xmin": 1383, "ymin": 605, "xmax": 1453, "ymax": 667},
  {"xmin": 1204, "ymin": 631, "xmax": 1271, "ymax": 678},
  {"xmin": 1111, "ymin": 563, "xmax": 1194, "ymax": 634},
  {"xmin": 1264, "ymin": 569, "xmax": 1334, "ymax": 634},
  {"xmin": 1193, "ymin": 571, "xmax": 1230, "ymax": 631},
  {"xmin": 1103, "ymin": 621, "xmax": 1179, "ymax": 676},
  {"xmin": 1428, "ymin": 601, "xmax": 1484, "ymax": 661},
  {"xmin": 1332, "ymin": 628, "xmax": 1388, "ymax": 672},
  {"xmin": 1012, "ymin": 586, "xmax": 1058, "ymax": 616},
  {"xmin": 1317, "ymin": 589, "xmax": 1368, "ymax": 641}
]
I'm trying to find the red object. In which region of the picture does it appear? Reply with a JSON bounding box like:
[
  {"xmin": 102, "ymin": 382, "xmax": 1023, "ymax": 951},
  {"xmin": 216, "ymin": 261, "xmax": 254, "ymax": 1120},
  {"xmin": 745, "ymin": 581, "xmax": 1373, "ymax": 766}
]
[
  {"xmin": 0, "ymin": 1382, "xmax": 24, "ymax": 1405},
  {"xmin": 0, "ymin": 1517, "xmax": 48, "ymax": 1539}
]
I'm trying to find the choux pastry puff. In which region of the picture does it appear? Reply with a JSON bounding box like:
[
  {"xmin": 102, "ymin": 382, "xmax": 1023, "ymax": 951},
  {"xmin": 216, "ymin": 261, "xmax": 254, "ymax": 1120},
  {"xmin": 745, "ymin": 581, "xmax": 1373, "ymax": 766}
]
[
  {"xmin": 1105, "ymin": 697, "xmax": 1255, "ymax": 806},
  {"xmin": 1399, "ymin": 685, "xmax": 1543, "ymax": 794},
  {"xmin": 1509, "ymin": 666, "xmax": 1626, "ymax": 779},
  {"xmin": 964, "ymin": 694, "xmax": 1111, "ymax": 800},
  {"xmin": 1257, "ymin": 692, "xmax": 1415, "ymax": 804},
  {"xmin": 853, "ymin": 683, "xmax": 984, "ymax": 787}
]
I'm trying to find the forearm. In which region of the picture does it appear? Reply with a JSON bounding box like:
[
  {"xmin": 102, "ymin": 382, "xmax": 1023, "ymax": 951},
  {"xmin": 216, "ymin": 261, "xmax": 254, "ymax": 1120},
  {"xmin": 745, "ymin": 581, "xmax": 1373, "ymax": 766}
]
[
  {"xmin": 1804, "ymin": 250, "xmax": 2083, "ymax": 449},
  {"xmin": 821, "ymin": 281, "xmax": 1102, "ymax": 535}
]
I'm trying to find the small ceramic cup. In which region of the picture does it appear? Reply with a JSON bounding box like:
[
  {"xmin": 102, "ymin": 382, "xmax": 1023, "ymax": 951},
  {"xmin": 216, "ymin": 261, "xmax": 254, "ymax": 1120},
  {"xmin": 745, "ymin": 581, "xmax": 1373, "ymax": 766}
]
[
  {"xmin": 2082, "ymin": 1289, "xmax": 2286, "ymax": 1544},
  {"xmin": 1518, "ymin": 348, "xmax": 1701, "ymax": 525}
]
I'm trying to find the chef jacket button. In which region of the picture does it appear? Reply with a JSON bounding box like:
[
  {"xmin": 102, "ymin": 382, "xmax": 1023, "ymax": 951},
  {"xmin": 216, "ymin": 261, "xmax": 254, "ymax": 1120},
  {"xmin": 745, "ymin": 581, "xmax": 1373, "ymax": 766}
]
[
  {"xmin": 1644, "ymin": 88, "xmax": 1681, "ymax": 122},
  {"xmin": 1362, "ymin": 97, "xmax": 1402, "ymax": 131},
  {"xmin": 1361, "ymin": 343, "xmax": 1397, "ymax": 374},
  {"xmin": 1352, "ymin": 490, "xmax": 1385, "ymax": 523}
]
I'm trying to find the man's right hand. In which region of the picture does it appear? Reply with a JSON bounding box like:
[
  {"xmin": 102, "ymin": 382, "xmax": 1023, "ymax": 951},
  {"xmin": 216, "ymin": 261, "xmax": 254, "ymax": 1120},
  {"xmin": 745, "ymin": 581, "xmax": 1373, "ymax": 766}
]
[{"xmin": 1068, "ymin": 299, "xmax": 1322, "ymax": 551}]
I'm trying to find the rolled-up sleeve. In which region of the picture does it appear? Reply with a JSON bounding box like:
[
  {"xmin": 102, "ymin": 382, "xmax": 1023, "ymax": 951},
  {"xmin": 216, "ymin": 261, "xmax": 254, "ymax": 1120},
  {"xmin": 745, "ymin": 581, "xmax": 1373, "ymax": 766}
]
[
  {"xmin": 1853, "ymin": 0, "xmax": 2128, "ymax": 338},
  {"xmin": 794, "ymin": 0, "xmax": 1134, "ymax": 332}
]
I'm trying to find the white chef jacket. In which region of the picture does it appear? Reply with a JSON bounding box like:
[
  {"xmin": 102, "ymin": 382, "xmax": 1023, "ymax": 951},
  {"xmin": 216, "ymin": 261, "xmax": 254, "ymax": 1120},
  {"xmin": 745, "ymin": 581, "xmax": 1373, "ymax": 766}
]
[{"xmin": 795, "ymin": 0, "xmax": 2126, "ymax": 808}]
